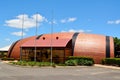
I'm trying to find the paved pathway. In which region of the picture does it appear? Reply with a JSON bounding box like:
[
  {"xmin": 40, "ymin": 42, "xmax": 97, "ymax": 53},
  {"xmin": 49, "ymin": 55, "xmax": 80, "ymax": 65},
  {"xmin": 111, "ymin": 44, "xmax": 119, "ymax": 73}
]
[{"xmin": 0, "ymin": 60, "xmax": 120, "ymax": 80}]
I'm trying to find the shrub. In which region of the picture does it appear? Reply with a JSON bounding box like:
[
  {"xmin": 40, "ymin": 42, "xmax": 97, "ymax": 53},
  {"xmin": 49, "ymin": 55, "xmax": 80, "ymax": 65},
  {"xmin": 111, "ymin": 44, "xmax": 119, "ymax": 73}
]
[
  {"xmin": 65, "ymin": 59, "xmax": 77, "ymax": 66},
  {"xmin": 35, "ymin": 62, "xmax": 42, "ymax": 67},
  {"xmin": 57, "ymin": 63, "xmax": 66, "ymax": 66},
  {"xmin": 77, "ymin": 59, "xmax": 85, "ymax": 65},
  {"xmin": 15, "ymin": 61, "xmax": 27, "ymax": 66},
  {"xmin": 68, "ymin": 56, "xmax": 94, "ymax": 63},
  {"xmin": 40, "ymin": 62, "xmax": 51, "ymax": 66},
  {"xmin": 10, "ymin": 61, "xmax": 56, "ymax": 67},
  {"xmin": 27, "ymin": 62, "xmax": 36, "ymax": 66},
  {"xmin": 51, "ymin": 63, "xmax": 56, "ymax": 68},
  {"xmin": 102, "ymin": 58, "xmax": 120, "ymax": 66},
  {"xmin": 65, "ymin": 56, "xmax": 94, "ymax": 66},
  {"xmin": 21, "ymin": 62, "xmax": 27, "ymax": 66},
  {"xmin": 1, "ymin": 57, "xmax": 15, "ymax": 61},
  {"xmin": 101, "ymin": 59, "xmax": 105, "ymax": 65},
  {"xmin": 83, "ymin": 60, "xmax": 93, "ymax": 66}
]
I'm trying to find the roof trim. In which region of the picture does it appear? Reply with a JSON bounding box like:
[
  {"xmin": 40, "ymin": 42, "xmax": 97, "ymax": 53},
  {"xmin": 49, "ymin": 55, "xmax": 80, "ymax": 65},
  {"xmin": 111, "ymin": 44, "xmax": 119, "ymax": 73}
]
[{"xmin": 21, "ymin": 38, "xmax": 71, "ymax": 48}]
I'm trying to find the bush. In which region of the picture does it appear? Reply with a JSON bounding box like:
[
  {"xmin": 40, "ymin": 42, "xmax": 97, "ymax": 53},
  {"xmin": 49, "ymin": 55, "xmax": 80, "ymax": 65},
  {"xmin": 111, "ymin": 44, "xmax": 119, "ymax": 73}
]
[
  {"xmin": 14, "ymin": 61, "xmax": 27, "ymax": 66},
  {"xmin": 51, "ymin": 63, "xmax": 56, "ymax": 68},
  {"xmin": 102, "ymin": 58, "xmax": 120, "ymax": 66},
  {"xmin": 1, "ymin": 57, "xmax": 15, "ymax": 61},
  {"xmin": 84, "ymin": 60, "xmax": 93, "ymax": 66},
  {"xmin": 10, "ymin": 61, "xmax": 56, "ymax": 67},
  {"xmin": 40, "ymin": 62, "xmax": 51, "ymax": 66},
  {"xmin": 77, "ymin": 59, "xmax": 85, "ymax": 65},
  {"xmin": 68, "ymin": 56, "xmax": 91, "ymax": 59},
  {"xmin": 65, "ymin": 56, "xmax": 94, "ymax": 66},
  {"xmin": 57, "ymin": 63, "xmax": 66, "ymax": 66},
  {"xmin": 101, "ymin": 59, "xmax": 105, "ymax": 65},
  {"xmin": 27, "ymin": 62, "xmax": 36, "ymax": 66},
  {"xmin": 65, "ymin": 59, "xmax": 77, "ymax": 66}
]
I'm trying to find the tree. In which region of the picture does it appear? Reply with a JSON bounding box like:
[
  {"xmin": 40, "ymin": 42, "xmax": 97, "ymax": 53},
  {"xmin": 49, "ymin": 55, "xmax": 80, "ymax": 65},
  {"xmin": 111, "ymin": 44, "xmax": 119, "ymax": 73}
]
[{"xmin": 114, "ymin": 37, "xmax": 120, "ymax": 57}]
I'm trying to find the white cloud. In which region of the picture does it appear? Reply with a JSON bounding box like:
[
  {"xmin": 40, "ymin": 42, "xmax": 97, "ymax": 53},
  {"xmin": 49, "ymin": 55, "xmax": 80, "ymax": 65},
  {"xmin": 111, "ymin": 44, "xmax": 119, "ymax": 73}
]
[
  {"xmin": 61, "ymin": 29, "xmax": 92, "ymax": 33},
  {"xmin": 5, "ymin": 14, "xmax": 47, "ymax": 29},
  {"xmin": 61, "ymin": 19, "xmax": 66, "ymax": 23},
  {"xmin": 60, "ymin": 17, "xmax": 77, "ymax": 23},
  {"xmin": 11, "ymin": 31, "xmax": 26, "ymax": 36},
  {"xmin": 49, "ymin": 20, "xmax": 57, "ymax": 24},
  {"xmin": 107, "ymin": 21, "xmax": 114, "ymax": 24},
  {"xmin": 5, "ymin": 38, "xmax": 10, "ymax": 41},
  {"xmin": 86, "ymin": 30, "xmax": 92, "ymax": 32},
  {"xmin": 0, "ymin": 45, "xmax": 11, "ymax": 51},
  {"xmin": 107, "ymin": 20, "xmax": 120, "ymax": 24},
  {"xmin": 68, "ymin": 17, "xmax": 77, "ymax": 22}
]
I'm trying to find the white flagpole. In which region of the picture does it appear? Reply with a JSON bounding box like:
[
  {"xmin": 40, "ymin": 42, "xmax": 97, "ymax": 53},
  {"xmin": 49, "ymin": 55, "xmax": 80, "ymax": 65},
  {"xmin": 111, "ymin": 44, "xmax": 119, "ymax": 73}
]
[
  {"xmin": 51, "ymin": 10, "xmax": 54, "ymax": 66},
  {"xmin": 20, "ymin": 14, "xmax": 24, "ymax": 61},
  {"xmin": 34, "ymin": 13, "xmax": 38, "ymax": 62}
]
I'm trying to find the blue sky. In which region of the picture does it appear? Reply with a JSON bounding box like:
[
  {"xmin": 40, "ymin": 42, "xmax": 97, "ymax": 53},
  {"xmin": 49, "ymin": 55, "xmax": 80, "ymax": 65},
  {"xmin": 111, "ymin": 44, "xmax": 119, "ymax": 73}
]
[{"xmin": 0, "ymin": 0, "xmax": 120, "ymax": 48}]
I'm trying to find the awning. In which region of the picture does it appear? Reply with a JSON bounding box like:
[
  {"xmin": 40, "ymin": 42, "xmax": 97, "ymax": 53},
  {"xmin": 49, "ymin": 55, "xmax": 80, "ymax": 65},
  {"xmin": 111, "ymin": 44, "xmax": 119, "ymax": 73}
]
[{"xmin": 21, "ymin": 38, "xmax": 71, "ymax": 47}]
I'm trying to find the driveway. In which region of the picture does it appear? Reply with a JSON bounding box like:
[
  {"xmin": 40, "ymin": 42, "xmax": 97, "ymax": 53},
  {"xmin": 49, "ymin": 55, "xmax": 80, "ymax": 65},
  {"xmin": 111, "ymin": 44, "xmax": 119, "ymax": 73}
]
[{"xmin": 0, "ymin": 60, "xmax": 120, "ymax": 80}]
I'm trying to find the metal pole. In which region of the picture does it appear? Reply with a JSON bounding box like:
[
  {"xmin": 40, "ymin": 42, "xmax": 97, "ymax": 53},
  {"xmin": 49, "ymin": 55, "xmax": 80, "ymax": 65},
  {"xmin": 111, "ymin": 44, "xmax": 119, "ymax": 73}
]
[
  {"xmin": 34, "ymin": 13, "xmax": 38, "ymax": 62},
  {"xmin": 20, "ymin": 14, "xmax": 24, "ymax": 61},
  {"xmin": 51, "ymin": 10, "xmax": 53, "ymax": 66}
]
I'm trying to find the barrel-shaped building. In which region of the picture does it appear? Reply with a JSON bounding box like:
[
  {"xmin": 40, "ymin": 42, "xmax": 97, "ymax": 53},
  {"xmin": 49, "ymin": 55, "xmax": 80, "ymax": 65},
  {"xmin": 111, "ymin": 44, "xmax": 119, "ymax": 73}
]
[{"xmin": 8, "ymin": 32, "xmax": 114, "ymax": 63}]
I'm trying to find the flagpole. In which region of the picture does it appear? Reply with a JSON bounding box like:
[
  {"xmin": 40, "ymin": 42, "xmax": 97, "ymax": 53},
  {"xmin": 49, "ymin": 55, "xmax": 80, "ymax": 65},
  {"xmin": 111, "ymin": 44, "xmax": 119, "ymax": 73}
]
[
  {"xmin": 34, "ymin": 13, "xmax": 38, "ymax": 62},
  {"xmin": 20, "ymin": 14, "xmax": 24, "ymax": 61},
  {"xmin": 51, "ymin": 10, "xmax": 54, "ymax": 66}
]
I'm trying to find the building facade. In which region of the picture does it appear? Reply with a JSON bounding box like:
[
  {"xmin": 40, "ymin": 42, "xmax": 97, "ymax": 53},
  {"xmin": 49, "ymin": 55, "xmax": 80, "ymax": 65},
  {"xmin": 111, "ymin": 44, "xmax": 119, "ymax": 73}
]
[{"xmin": 7, "ymin": 32, "xmax": 114, "ymax": 63}]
